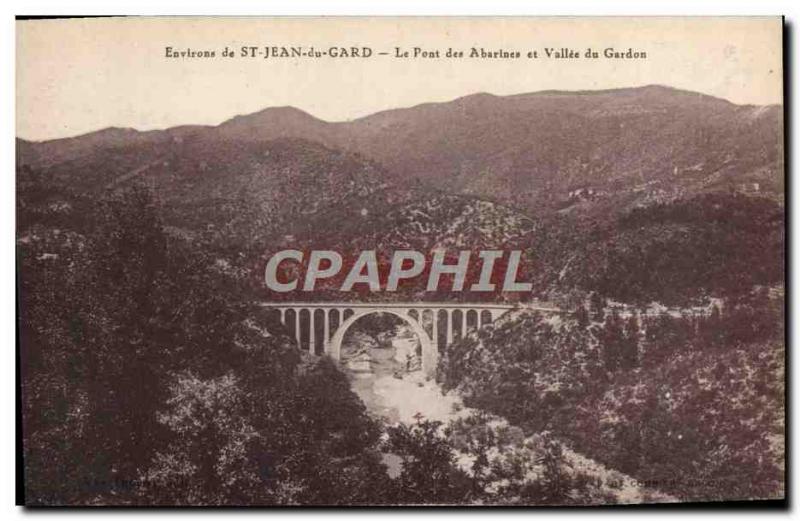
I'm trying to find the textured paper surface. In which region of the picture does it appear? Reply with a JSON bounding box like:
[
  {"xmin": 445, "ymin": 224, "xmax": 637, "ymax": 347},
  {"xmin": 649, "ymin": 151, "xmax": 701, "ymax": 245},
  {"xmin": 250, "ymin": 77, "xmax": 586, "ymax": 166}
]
[{"xmin": 17, "ymin": 17, "xmax": 784, "ymax": 506}]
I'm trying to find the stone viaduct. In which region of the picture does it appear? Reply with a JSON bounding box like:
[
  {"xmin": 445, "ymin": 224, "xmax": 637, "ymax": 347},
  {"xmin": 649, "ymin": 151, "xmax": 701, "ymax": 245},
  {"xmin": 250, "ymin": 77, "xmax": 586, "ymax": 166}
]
[{"xmin": 261, "ymin": 301, "xmax": 562, "ymax": 374}]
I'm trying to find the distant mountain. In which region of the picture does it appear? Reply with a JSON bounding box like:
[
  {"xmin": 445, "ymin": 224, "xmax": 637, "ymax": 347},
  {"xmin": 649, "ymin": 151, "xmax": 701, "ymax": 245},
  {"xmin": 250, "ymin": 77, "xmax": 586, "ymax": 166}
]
[
  {"xmin": 218, "ymin": 106, "xmax": 334, "ymax": 144},
  {"xmin": 19, "ymin": 85, "xmax": 784, "ymax": 218},
  {"xmin": 341, "ymin": 86, "xmax": 783, "ymax": 216}
]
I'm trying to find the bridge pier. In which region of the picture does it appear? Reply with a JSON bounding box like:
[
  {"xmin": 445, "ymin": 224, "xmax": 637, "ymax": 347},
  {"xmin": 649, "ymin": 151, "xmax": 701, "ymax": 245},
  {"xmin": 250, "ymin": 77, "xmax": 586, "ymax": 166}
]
[
  {"xmin": 431, "ymin": 310, "xmax": 439, "ymax": 348},
  {"xmin": 293, "ymin": 307, "xmax": 301, "ymax": 349},
  {"xmin": 445, "ymin": 310, "xmax": 454, "ymax": 346},
  {"xmin": 309, "ymin": 311, "xmax": 315, "ymax": 354},
  {"xmin": 323, "ymin": 308, "xmax": 331, "ymax": 355}
]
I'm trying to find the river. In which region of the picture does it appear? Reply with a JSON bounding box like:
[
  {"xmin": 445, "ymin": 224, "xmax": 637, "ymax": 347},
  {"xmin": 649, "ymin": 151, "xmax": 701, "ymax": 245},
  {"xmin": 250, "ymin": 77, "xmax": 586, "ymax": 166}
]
[{"xmin": 339, "ymin": 325, "xmax": 673, "ymax": 504}]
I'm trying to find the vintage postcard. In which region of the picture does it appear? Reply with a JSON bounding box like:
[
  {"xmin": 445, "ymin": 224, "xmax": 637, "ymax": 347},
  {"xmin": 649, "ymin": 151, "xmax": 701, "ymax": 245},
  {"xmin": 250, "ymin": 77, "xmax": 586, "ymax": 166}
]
[{"xmin": 16, "ymin": 16, "xmax": 784, "ymax": 506}]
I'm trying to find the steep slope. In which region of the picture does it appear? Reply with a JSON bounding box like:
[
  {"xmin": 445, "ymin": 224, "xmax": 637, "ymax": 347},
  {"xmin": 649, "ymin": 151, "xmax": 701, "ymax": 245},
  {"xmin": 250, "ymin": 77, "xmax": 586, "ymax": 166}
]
[
  {"xmin": 18, "ymin": 136, "xmax": 391, "ymax": 248},
  {"xmin": 18, "ymin": 132, "xmax": 543, "ymax": 303},
  {"xmin": 341, "ymin": 86, "xmax": 782, "ymax": 215},
  {"xmin": 523, "ymin": 192, "xmax": 785, "ymax": 304},
  {"xmin": 437, "ymin": 305, "xmax": 784, "ymax": 502},
  {"xmin": 17, "ymin": 85, "xmax": 785, "ymax": 304}
]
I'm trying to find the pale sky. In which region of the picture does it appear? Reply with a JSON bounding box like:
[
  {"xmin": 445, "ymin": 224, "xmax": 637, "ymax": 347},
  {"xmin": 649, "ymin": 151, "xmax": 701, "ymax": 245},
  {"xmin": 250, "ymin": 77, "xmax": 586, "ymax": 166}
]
[{"xmin": 16, "ymin": 16, "xmax": 783, "ymax": 142}]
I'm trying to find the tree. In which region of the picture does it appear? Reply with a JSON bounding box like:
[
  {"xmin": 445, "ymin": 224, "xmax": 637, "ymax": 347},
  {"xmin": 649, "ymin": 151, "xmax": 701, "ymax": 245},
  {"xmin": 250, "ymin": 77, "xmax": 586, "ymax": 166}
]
[
  {"xmin": 600, "ymin": 310, "xmax": 624, "ymax": 372},
  {"xmin": 589, "ymin": 292, "xmax": 605, "ymax": 322},
  {"xmin": 384, "ymin": 417, "xmax": 470, "ymax": 504},
  {"xmin": 535, "ymin": 433, "xmax": 571, "ymax": 504},
  {"xmin": 621, "ymin": 313, "xmax": 640, "ymax": 369},
  {"xmin": 574, "ymin": 304, "xmax": 590, "ymax": 329},
  {"xmin": 699, "ymin": 304, "xmax": 724, "ymax": 349},
  {"xmin": 348, "ymin": 312, "xmax": 402, "ymax": 348},
  {"xmin": 447, "ymin": 412, "xmax": 497, "ymax": 498}
]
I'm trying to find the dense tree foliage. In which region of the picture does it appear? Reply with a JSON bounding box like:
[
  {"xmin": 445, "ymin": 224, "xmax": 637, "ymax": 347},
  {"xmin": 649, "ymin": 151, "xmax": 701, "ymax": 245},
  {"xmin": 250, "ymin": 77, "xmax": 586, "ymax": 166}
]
[
  {"xmin": 19, "ymin": 186, "xmax": 392, "ymax": 505},
  {"xmin": 526, "ymin": 193, "xmax": 784, "ymax": 305},
  {"xmin": 437, "ymin": 291, "xmax": 784, "ymax": 502},
  {"xmin": 383, "ymin": 418, "xmax": 471, "ymax": 504}
]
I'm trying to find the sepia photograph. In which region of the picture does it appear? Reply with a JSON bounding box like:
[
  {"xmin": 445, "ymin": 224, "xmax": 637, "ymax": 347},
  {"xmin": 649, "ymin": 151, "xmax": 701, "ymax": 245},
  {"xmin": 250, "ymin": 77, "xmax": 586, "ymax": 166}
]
[{"xmin": 14, "ymin": 16, "xmax": 785, "ymax": 507}]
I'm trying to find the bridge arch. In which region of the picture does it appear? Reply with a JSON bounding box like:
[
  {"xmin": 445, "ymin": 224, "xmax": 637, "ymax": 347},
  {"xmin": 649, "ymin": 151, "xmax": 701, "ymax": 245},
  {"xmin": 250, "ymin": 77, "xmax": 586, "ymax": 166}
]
[{"xmin": 329, "ymin": 309, "xmax": 437, "ymax": 374}]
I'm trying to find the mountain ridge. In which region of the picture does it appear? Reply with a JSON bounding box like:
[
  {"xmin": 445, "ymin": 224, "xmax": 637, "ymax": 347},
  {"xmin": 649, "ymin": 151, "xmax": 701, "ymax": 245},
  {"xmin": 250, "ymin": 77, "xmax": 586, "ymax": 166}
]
[
  {"xmin": 17, "ymin": 83, "xmax": 784, "ymax": 236},
  {"xmin": 17, "ymin": 84, "xmax": 778, "ymax": 145}
]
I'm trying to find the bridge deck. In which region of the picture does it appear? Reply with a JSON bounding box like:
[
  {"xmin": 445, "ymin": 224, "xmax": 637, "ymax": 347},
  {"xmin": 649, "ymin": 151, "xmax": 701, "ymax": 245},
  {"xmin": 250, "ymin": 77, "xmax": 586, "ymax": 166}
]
[{"xmin": 259, "ymin": 301, "xmax": 563, "ymax": 312}]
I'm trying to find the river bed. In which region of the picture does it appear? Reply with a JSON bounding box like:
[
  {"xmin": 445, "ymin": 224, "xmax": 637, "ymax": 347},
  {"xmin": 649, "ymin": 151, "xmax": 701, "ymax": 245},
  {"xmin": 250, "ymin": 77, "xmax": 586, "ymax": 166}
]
[{"xmin": 340, "ymin": 327, "xmax": 673, "ymax": 503}]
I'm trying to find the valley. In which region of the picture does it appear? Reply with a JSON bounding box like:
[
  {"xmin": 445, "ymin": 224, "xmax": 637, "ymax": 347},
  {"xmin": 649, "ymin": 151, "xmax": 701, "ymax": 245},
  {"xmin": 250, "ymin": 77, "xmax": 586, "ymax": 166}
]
[
  {"xmin": 339, "ymin": 321, "xmax": 677, "ymax": 504},
  {"xmin": 17, "ymin": 85, "xmax": 785, "ymax": 504}
]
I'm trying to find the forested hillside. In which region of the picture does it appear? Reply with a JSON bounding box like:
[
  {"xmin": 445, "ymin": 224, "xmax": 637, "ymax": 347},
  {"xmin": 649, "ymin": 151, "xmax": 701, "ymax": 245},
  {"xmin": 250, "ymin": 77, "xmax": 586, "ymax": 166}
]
[
  {"xmin": 19, "ymin": 186, "xmax": 394, "ymax": 505},
  {"xmin": 18, "ymin": 85, "xmax": 784, "ymax": 504},
  {"xmin": 437, "ymin": 293, "xmax": 785, "ymax": 502}
]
